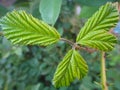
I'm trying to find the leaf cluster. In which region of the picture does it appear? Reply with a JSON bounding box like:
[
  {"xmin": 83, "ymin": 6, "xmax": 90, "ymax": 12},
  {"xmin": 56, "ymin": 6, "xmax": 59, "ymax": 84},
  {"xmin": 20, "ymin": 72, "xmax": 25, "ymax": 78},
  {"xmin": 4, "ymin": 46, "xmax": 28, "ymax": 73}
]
[{"xmin": 0, "ymin": 1, "xmax": 119, "ymax": 89}]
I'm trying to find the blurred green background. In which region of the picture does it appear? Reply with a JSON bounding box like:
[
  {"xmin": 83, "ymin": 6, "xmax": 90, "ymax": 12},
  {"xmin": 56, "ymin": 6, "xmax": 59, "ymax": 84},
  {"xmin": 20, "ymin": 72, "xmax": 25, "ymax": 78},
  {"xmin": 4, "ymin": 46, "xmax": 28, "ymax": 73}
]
[{"xmin": 0, "ymin": 0, "xmax": 120, "ymax": 90}]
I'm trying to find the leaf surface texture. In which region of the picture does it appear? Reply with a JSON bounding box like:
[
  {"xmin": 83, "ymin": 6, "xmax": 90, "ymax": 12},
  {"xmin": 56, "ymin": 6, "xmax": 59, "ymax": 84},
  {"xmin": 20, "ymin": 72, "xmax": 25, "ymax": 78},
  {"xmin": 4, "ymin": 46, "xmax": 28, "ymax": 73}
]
[
  {"xmin": 53, "ymin": 49, "xmax": 88, "ymax": 87},
  {"xmin": 76, "ymin": 3, "xmax": 118, "ymax": 51},
  {"xmin": 0, "ymin": 11, "xmax": 60, "ymax": 46}
]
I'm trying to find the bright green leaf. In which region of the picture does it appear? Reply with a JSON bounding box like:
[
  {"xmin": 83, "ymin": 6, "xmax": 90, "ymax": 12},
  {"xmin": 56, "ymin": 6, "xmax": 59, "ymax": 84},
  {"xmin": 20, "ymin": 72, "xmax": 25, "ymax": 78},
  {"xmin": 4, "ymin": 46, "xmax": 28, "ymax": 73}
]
[
  {"xmin": 76, "ymin": 3, "xmax": 118, "ymax": 51},
  {"xmin": 53, "ymin": 49, "xmax": 88, "ymax": 88},
  {"xmin": 78, "ymin": 30, "xmax": 117, "ymax": 51},
  {"xmin": 0, "ymin": 10, "xmax": 60, "ymax": 46},
  {"xmin": 39, "ymin": 0, "xmax": 62, "ymax": 26}
]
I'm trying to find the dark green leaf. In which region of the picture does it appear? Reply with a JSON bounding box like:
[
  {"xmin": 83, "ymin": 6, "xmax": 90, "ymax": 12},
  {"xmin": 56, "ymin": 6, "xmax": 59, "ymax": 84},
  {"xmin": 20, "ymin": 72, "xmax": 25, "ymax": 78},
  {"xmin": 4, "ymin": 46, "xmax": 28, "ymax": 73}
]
[
  {"xmin": 80, "ymin": 6, "xmax": 99, "ymax": 18},
  {"xmin": 39, "ymin": 0, "xmax": 62, "ymax": 26},
  {"xmin": 0, "ymin": 5, "xmax": 8, "ymax": 17},
  {"xmin": 76, "ymin": 0, "xmax": 116, "ymax": 7}
]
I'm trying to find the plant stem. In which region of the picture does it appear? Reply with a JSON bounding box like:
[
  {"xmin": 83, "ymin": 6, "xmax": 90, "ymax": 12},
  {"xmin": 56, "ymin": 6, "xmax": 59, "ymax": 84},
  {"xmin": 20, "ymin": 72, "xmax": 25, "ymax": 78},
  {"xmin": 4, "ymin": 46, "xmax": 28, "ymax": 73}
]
[
  {"xmin": 60, "ymin": 38, "xmax": 84, "ymax": 49},
  {"xmin": 60, "ymin": 38, "xmax": 75, "ymax": 46},
  {"xmin": 60, "ymin": 38, "xmax": 96, "ymax": 53},
  {"xmin": 101, "ymin": 52, "xmax": 108, "ymax": 90}
]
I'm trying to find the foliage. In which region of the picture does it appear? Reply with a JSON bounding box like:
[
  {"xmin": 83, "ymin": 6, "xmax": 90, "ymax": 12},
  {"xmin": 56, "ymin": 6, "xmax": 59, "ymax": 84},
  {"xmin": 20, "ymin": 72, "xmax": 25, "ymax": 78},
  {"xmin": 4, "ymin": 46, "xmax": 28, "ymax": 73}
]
[
  {"xmin": 0, "ymin": 0, "xmax": 120, "ymax": 90},
  {"xmin": 77, "ymin": 3, "xmax": 118, "ymax": 51},
  {"xmin": 53, "ymin": 49, "xmax": 88, "ymax": 87},
  {"xmin": 0, "ymin": 10, "xmax": 60, "ymax": 46},
  {"xmin": 79, "ymin": 6, "xmax": 99, "ymax": 18},
  {"xmin": 78, "ymin": 0, "xmax": 119, "ymax": 18},
  {"xmin": 0, "ymin": 2, "xmax": 118, "ymax": 88},
  {"xmin": 76, "ymin": 0, "xmax": 117, "ymax": 7},
  {"xmin": 39, "ymin": 0, "xmax": 62, "ymax": 26}
]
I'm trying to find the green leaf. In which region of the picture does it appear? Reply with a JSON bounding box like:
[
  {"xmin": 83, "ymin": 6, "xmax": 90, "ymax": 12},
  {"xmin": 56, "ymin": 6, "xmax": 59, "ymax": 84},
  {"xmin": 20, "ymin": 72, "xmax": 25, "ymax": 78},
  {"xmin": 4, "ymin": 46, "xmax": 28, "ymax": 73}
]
[
  {"xmin": 76, "ymin": 0, "xmax": 116, "ymax": 7},
  {"xmin": 78, "ymin": 30, "xmax": 117, "ymax": 51},
  {"xmin": 53, "ymin": 49, "xmax": 88, "ymax": 88},
  {"xmin": 80, "ymin": 6, "xmax": 99, "ymax": 18},
  {"xmin": 39, "ymin": 0, "xmax": 62, "ymax": 26},
  {"xmin": 0, "ymin": 5, "xmax": 8, "ymax": 17},
  {"xmin": 0, "ymin": 10, "xmax": 60, "ymax": 46},
  {"xmin": 76, "ymin": 3, "xmax": 119, "ymax": 51},
  {"xmin": 26, "ymin": 83, "xmax": 40, "ymax": 90}
]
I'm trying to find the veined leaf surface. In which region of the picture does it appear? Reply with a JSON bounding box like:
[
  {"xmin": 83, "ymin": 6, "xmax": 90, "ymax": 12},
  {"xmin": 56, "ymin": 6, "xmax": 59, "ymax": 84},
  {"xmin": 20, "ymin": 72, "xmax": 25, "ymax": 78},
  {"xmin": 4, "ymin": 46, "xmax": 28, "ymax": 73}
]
[
  {"xmin": 53, "ymin": 49, "xmax": 88, "ymax": 88},
  {"xmin": 76, "ymin": 3, "xmax": 118, "ymax": 51},
  {"xmin": 78, "ymin": 30, "xmax": 117, "ymax": 51},
  {"xmin": 0, "ymin": 10, "xmax": 60, "ymax": 46}
]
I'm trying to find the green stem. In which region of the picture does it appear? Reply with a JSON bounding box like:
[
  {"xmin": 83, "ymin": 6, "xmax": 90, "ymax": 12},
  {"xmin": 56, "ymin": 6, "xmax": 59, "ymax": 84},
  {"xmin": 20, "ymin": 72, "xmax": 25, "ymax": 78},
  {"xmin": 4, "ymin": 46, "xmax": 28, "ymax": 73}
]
[{"xmin": 101, "ymin": 52, "xmax": 108, "ymax": 90}]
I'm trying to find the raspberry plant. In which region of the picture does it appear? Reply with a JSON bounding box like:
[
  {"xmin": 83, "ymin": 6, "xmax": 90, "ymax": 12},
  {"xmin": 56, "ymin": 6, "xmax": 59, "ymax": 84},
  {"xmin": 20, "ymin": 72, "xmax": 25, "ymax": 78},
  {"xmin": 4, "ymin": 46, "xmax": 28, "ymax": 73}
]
[{"xmin": 0, "ymin": 2, "xmax": 119, "ymax": 90}]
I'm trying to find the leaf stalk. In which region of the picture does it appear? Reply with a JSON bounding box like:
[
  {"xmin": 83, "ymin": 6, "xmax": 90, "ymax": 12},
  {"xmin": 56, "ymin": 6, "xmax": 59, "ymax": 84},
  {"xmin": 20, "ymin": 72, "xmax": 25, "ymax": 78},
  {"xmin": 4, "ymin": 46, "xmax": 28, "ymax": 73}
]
[{"xmin": 60, "ymin": 38, "xmax": 96, "ymax": 53}]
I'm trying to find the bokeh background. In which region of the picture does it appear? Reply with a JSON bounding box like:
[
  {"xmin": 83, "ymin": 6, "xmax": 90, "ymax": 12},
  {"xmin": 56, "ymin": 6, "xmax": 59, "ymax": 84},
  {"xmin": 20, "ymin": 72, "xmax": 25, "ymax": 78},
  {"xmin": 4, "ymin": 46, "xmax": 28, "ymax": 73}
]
[{"xmin": 0, "ymin": 0, "xmax": 120, "ymax": 90}]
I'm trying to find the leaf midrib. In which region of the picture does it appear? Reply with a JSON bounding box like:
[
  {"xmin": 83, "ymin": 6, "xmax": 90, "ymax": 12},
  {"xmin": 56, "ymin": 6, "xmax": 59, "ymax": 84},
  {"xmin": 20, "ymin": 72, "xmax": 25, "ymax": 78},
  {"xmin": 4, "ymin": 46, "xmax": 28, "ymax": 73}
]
[{"xmin": 54, "ymin": 50, "xmax": 74, "ymax": 83}]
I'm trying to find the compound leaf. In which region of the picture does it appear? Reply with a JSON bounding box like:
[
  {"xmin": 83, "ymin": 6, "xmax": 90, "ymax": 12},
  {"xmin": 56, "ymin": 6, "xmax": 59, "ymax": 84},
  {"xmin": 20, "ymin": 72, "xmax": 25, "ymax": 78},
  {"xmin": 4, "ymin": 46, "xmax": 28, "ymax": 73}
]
[
  {"xmin": 53, "ymin": 49, "xmax": 88, "ymax": 88},
  {"xmin": 0, "ymin": 10, "xmax": 60, "ymax": 46},
  {"xmin": 76, "ymin": 3, "xmax": 119, "ymax": 51}
]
